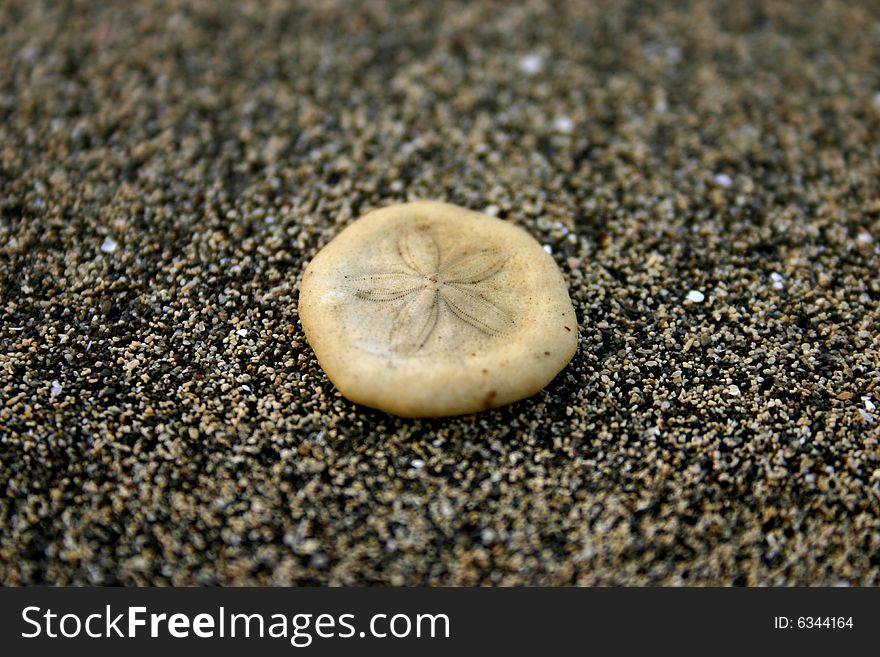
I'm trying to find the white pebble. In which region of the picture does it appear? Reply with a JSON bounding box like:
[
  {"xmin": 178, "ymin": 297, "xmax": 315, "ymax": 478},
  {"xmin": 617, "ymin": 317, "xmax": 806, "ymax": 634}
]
[
  {"xmin": 543, "ymin": 244, "xmax": 553, "ymax": 255},
  {"xmin": 686, "ymin": 290, "xmax": 705, "ymax": 303},
  {"xmin": 713, "ymin": 173, "xmax": 733, "ymax": 187},
  {"xmin": 411, "ymin": 459, "xmax": 425, "ymax": 469},
  {"xmin": 518, "ymin": 53, "xmax": 544, "ymax": 75},
  {"xmin": 664, "ymin": 45, "xmax": 682, "ymax": 63},
  {"xmin": 857, "ymin": 232, "xmax": 874, "ymax": 244},
  {"xmin": 50, "ymin": 380, "xmax": 62, "ymax": 397},
  {"xmin": 728, "ymin": 385, "xmax": 741, "ymax": 397},
  {"xmin": 770, "ymin": 272, "xmax": 784, "ymax": 290},
  {"xmin": 553, "ymin": 116, "xmax": 574, "ymax": 134},
  {"xmin": 864, "ymin": 397, "xmax": 876, "ymax": 412},
  {"xmin": 859, "ymin": 409, "xmax": 874, "ymax": 423},
  {"xmin": 100, "ymin": 236, "xmax": 118, "ymax": 253},
  {"xmin": 236, "ymin": 328, "xmax": 248, "ymax": 337}
]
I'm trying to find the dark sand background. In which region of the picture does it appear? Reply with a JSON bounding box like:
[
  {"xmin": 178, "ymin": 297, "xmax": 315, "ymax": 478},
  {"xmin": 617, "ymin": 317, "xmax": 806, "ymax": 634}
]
[{"xmin": 2, "ymin": 0, "xmax": 879, "ymax": 585}]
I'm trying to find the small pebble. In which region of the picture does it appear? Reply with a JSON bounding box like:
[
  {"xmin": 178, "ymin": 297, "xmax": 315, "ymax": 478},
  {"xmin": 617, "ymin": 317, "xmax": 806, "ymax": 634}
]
[
  {"xmin": 100, "ymin": 236, "xmax": 118, "ymax": 254},
  {"xmin": 518, "ymin": 53, "xmax": 544, "ymax": 75},
  {"xmin": 553, "ymin": 116, "xmax": 574, "ymax": 133},
  {"xmin": 686, "ymin": 290, "xmax": 705, "ymax": 303},
  {"xmin": 713, "ymin": 173, "xmax": 733, "ymax": 187}
]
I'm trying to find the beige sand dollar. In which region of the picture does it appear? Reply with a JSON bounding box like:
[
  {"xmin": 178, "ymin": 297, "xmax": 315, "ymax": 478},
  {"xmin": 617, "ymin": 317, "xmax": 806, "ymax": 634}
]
[{"xmin": 298, "ymin": 201, "xmax": 578, "ymax": 417}]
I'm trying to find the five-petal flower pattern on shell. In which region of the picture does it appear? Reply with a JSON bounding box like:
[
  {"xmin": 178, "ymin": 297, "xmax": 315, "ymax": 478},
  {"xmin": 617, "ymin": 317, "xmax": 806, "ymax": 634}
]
[{"xmin": 353, "ymin": 227, "xmax": 515, "ymax": 355}]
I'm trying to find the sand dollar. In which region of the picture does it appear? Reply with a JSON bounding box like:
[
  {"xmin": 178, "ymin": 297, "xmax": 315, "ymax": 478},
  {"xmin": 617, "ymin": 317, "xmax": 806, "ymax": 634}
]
[{"xmin": 298, "ymin": 201, "xmax": 578, "ymax": 417}]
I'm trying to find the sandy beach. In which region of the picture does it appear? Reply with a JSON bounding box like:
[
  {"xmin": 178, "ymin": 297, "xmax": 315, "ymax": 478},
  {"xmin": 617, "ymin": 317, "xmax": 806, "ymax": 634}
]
[{"xmin": 1, "ymin": 0, "xmax": 879, "ymax": 585}]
